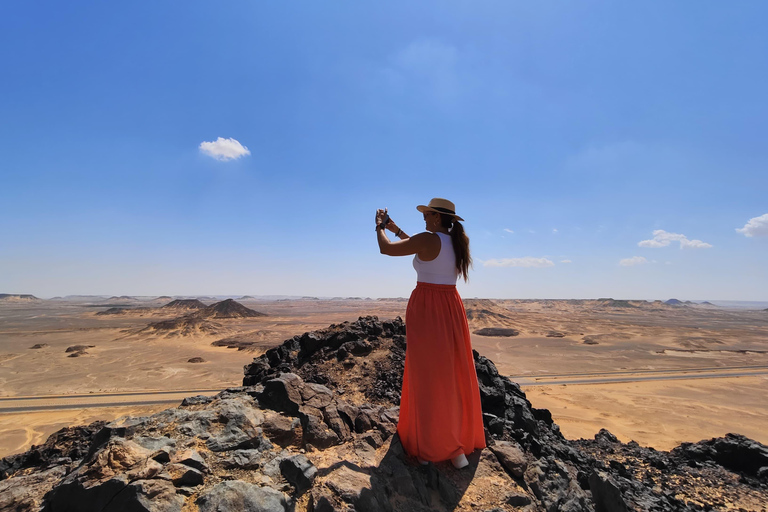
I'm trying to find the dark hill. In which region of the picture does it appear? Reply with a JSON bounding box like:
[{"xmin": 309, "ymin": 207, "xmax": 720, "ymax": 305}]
[
  {"xmin": 597, "ymin": 298, "xmax": 636, "ymax": 308},
  {"xmin": 198, "ymin": 299, "xmax": 266, "ymax": 319},
  {"xmin": 161, "ymin": 299, "xmax": 207, "ymax": 310},
  {"xmin": 143, "ymin": 315, "xmax": 222, "ymax": 336},
  {"xmin": 665, "ymin": 298, "xmax": 683, "ymax": 305}
]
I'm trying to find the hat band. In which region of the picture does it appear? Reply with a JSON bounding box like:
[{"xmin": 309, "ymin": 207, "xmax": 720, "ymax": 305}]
[{"xmin": 431, "ymin": 206, "xmax": 456, "ymax": 215}]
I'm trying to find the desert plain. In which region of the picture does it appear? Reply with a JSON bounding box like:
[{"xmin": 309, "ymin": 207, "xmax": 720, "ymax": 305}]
[{"xmin": 0, "ymin": 295, "xmax": 767, "ymax": 459}]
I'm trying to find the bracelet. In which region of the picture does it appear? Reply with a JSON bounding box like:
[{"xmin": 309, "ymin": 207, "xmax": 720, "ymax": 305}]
[
  {"xmin": 396, "ymin": 229, "xmax": 402, "ymax": 237},
  {"xmin": 376, "ymin": 223, "xmax": 386, "ymax": 231}
]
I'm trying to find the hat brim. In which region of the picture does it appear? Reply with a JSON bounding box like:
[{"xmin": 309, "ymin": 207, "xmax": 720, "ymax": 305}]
[{"xmin": 416, "ymin": 205, "xmax": 464, "ymax": 222}]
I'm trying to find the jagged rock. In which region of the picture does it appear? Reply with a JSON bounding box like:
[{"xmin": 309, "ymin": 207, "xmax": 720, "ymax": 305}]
[
  {"xmin": 164, "ymin": 463, "xmax": 204, "ymax": 487},
  {"xmin": 133, "ymin": 435, "xmax": 176, "ymax": 452},
  {"xmin": 259, "ymin": 373, "xmax": 305, "ymax": 415},
  {"xmin": 222, "ymin": 449, "xmax": 263, "ymax": 470},
  {"xmin": 180, "ymin": 395, "xmax": 213, "ymax": 407},
  {"xmin": 0, "ymin": 421, "xmax": 105, "ymax": 480},
  {"xmin": 43, "ymin": 440, "xmax": 183, "ymax": 511},
  {"xmin": 524, "ymin": 457, "xmax": 592, "ymax": 512},
  {"xmin": 196, "ymin": 481, "xmax": 289, "ymax": 512},
  {"xmin": 262, "ymin": 412, "xmax": 302, "ymax": 447},
  {"xmin": 324, "ymin": 465, "xmax": 388, "ymax": 512},
  {"xmin": 672, "ymin": 432, "xmax": 768, "ymax": 477},
  {"xmin": 300, "ymin": 412, "xmax": 339, "ymax": 449},
  {"xmin": 170, "ymin": 449, "xmax": 208, "ymax": 473},
  {"xmin": 0, "ymin": 466, "xmax": 67, "ymax": 512},
  {"xmin": 279, "ymin": 454, "xmax": 317, "ymax": 493},
  {"xmin": 187, "ymin": 357, "xmax": 205, "ymax": 363},
  {"xmin": 589, "ymin": 470, "xmax": 628, "ymax": 512},
  {"xmin": 491, "ymin": 440, "xmax": 528, "ymax": 477}
]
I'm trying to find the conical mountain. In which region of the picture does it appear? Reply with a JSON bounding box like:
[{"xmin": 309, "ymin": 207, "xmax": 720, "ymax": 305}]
[{"xmin": 199, "ymin": 299, "xmax": 266, "ymax": 318}]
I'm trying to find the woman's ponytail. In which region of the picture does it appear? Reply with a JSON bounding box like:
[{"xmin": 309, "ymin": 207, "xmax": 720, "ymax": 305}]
[{"xmin": 440, "ymin": 214, "xmax": 472, "ymax": 282}]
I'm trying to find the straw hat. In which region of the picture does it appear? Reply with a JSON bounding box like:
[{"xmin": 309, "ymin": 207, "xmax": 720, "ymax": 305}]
[{"xmin": 416, "ymin": 198, "xmax": 464, "ymax": 222}]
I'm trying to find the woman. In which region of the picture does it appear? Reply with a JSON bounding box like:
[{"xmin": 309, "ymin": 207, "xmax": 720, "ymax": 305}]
[{"xmin": 375, "ymin": 198, "xmax": 485, "ymax": 469}]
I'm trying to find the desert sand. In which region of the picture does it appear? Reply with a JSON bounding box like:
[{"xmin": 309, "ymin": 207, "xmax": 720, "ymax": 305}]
[{"xmin": 1, "ymin": 296, "xmax": 767, "ymax": 457}]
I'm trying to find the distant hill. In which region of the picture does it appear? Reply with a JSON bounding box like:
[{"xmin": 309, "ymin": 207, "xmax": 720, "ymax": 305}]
[
  {"xmin": 596, "ymin": 298, "xmax": 636, "ymax": 308},
  {"xmin": 144, "ymin": 315, "xmax": 222, "ymax": 336},
  {"xmin": 665, "ymin": 299, "xmax": 683, "ymax": 305},
  {"xmin": 162, "ymin": 299, "xmax": 207, "ymax": 311},
  {"xmin": 0, "ymin": 294, "xmax": 40, "ymax": 302},
  {"xmin": 198, "ymin": 299, "xmax": 266, "ymax": 319}
]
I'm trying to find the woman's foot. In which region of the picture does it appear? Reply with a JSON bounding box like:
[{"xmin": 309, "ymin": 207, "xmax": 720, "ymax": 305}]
[{"xmin": 451, "ymin": 453, "xmax": 469, "ymax": 469}]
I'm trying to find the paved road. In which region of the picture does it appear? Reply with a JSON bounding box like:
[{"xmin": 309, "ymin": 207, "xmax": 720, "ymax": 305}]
[
  {"xmin": 512, "ymin": 365, "xmax": 768, "ymax": 387},
  {"xmin": 2, "ymin": 366, "xmax": 767, "ymax": 412},
  {"xmin": 0, "ymin": 389, "xmax": 222, "ymax": 414}
]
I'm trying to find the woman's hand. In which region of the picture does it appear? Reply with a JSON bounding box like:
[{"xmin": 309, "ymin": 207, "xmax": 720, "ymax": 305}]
[{"xmin": 375, "ymin": 208, "xmax": 388, "ymax": 228}]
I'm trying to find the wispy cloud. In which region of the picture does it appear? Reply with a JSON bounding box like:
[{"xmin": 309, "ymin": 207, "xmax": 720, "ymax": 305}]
[
  {"xmin": 638, "ymin": 230, "xmax": 712, "ymax": 249},
  {"xmin": 560, "ymin": 259, "xmax": 572, "ymax": 264},
  {"xmin": 552, "ymin": 228, "xmax": 559, "ymax": 234},
  {"xmin": 736, "ymin": 213, "xmax": 768, "ymax": 237},
  {"xmin": 503, "ymin": 228, "xmax": 515, "ymax": 234},
  {"xmin": 484, "ymin": 257, "xmax": 555, "ymax": 268},
  {"xmin": 199, "ymin": 137, "xmax": 251, "ymax": 161},
  {"xmin": 620, "ymin": 256, "xmax": 648, "ymax": 266}
]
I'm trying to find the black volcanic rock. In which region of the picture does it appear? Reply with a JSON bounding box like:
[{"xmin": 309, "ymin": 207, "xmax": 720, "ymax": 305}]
[
  {"xmin": 145, "ymin": 315, "xmax": 222, "ymax": 336},
  {"xmin": 162, "ymin": 299, "xmax": 207, "ymax": 310},
  {"xmin": 473, "ymin": 327, "xmax": 520, "ymax": 337},
  {"xmin": 199, "ymin": 299, "xmax": 266, "ymax": 319},
  {"xmin": 95, "ymin": 307, "xmax": 132, "ymax": 315}
]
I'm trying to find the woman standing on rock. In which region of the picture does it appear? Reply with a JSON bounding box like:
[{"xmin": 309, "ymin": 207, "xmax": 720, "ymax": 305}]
[{"xmin": 375, "ymin": 198, "xmax": 485, "ymax": 468}]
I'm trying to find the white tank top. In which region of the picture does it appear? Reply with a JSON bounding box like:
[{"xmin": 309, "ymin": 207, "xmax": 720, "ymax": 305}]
[{"xmin": 413, "ymin": 232, "xmax": 459, "ymax": 285}]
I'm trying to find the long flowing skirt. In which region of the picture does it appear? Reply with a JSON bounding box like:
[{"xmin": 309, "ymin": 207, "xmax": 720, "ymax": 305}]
[{"xmin": 397, "ymin": 282, "xmax": 486, "ymax": 461}]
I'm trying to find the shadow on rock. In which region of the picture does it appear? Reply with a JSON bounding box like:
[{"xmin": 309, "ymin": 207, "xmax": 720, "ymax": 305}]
[{"xmin": 309, "ymin": 434, "xmax": 479, "ymax": 512}]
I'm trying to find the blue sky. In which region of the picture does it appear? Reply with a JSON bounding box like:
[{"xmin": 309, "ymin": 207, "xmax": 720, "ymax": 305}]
[{"xmin": 1, "ymin": 1, "xmax": 766, "ymax": 300}]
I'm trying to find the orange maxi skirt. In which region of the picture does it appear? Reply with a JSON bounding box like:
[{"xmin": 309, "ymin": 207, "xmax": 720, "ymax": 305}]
[{"xmin": 398, "ymin": 282, "xmax": 486, "ymax": 462}]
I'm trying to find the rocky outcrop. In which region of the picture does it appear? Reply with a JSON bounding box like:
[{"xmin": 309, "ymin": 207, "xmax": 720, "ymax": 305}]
[
  {"xmin": 2, "ymin": 316, "xmax": 767, "ymax": 511},
  {"xmin": 473, "ymin": 327, "xmax": 520, "ymax": 337}
]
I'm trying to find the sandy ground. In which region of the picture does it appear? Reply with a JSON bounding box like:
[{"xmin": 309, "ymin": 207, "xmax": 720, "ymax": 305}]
[{"xmin": 1, "ymin": 296, "xmax": 767, "ymax": 457}]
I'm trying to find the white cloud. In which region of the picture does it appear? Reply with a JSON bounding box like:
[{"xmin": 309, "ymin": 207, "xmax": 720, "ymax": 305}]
[
  {"xmin": 736, "ymin": 213, "xmax": 768, "ymax": 237},
  {"xmin": 503, "ymin": 228, "xmax": 515, "ymax": 234},
  {"xmin": 484, "ymin": 257, "xmax": 555, "ymax": 268},
  {"xmin": 638, "ymin": 230, "xmax": 712, "ymax": 249},
  {"xmin": 620, "ymin": 256, "xmax": 648, "ymax": 267},
  {"xmin": 552, "ymin": 228, "xmax": 559, "ymax": 234},
  {"xmin": 199, "ymin": 137, "xmax": 251, "ymax": 161},
  {"xmin": 560, "ymin": 259, "xmax": 572, "ymax": 264}
]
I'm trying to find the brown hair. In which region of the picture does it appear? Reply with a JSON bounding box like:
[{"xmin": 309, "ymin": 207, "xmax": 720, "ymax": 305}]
[{"xmin": 440, "ymin": 214, "xmax": 472, "ymax": 282}]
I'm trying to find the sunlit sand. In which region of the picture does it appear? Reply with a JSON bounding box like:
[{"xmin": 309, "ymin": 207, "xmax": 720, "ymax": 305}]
[{"xmin": 1, "ymin": 296, "xmax": 766, "ymax": 457}]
